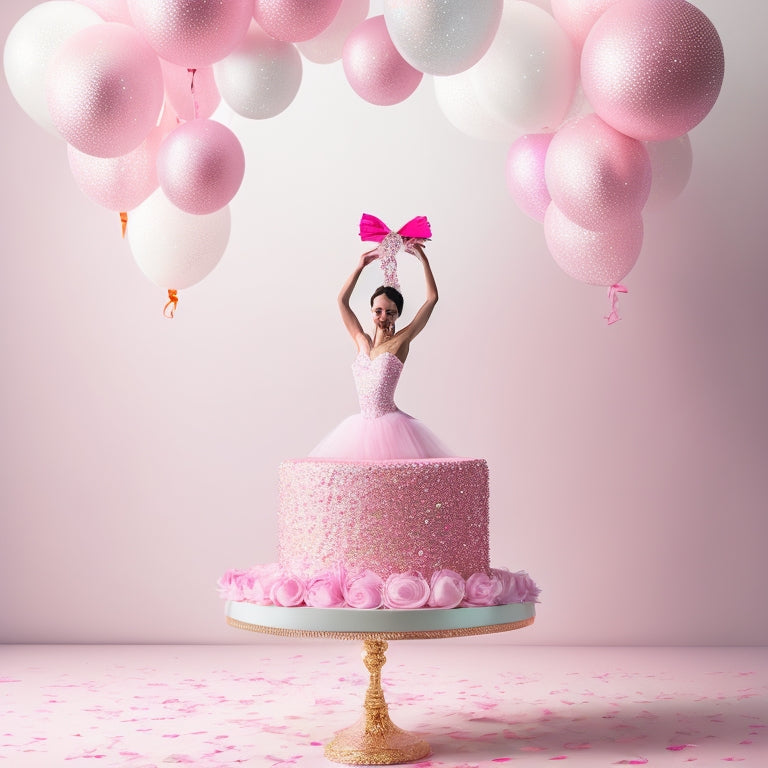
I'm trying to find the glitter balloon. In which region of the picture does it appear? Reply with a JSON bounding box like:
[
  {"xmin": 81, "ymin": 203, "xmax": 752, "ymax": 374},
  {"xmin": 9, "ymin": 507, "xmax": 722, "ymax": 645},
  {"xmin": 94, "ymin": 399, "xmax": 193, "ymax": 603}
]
[
  {"xmin": 214, "ymin": 22, "xmax": 302, "ymax": 120},
  {"xmin": 544, "ymin": 202, "xmax": 643, "ymax": 286},
  {"xmin": 3, "ymin": 1, "xmax": 102, "ymax": 135},
  {"xmin": 581, "ymin": 0, "xmax": 724, "ymax": 141},
  {"xmin": 160, "ymin": 61, "xmax": 220, "ymax": 121},
  {"xmin": 382, "ymin": 0, "xmax": 503, "ymax": 76},
  {"xmin": 471, "ymin": 1, "xmax": 578, "ymax": 133},
  {"xmin": 127, "ymin": 189, "xmax": 231, "ymax": 290},
  {"xmin": 253, "ymin": 0, "xmax": 342, "ymax": 43},
  {"xmin": 156, "ymin": 119, "xmax": 245, "ymax": 215},
  {"xmin": 46, "ymin": 22, "xmax": 164, "ymax": 158},
  {"xmin": 297, "ymin": 0, "xmax": 369, "ymax": 64},
  {"xmin": 342, "ymin": 15, "xmax": 422, "ymax": 107},
  {"xmin": 545, "ymin": 113, "xmax": 651, "ymax": 231},
  {"xmin": 550, "ymin": 0, "xmax": 621, "ymax": 49},
  {"xmin": 127, "ymin": 0, "xmax": 252, "ymax": 67},
  {"xmin": 506, "ymin": 133, "xmax": 554, "ymax": 222}
]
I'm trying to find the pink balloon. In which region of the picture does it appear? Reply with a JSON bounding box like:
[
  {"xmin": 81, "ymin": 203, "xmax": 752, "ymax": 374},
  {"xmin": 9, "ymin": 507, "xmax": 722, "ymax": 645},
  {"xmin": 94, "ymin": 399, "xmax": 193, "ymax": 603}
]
[
  {"xmin": 161, "ymin": 61, "xmax": 221, "ymax": 121},
  {"xmin": 127, "ymin": 0, "xmax": 252, "ymax": 67},
  {"xmin": 550, "ymin": 0, "xmax": 621, "ymax": 49},
  {"xmin": 581, "ymin": 0, "xmax": 724, "ymax": 141},
  {"xmin": 342, "ymin": 15, "xmax": 422, "ymax": 106},
  {"xmin": 506, "ymin": 133, "xmax": 553, "ymax": 222},
  {"xmin": 545, "ymin": 113, "xmax": 651, "ymax": 231},
  {"xmin": 544, "ymin": 203, "xmax": 643, "ymax": 286},
  {"xmin": 46, "ymin": 22, "xmax": 164, "ymax": 157},
  {"xmin": 254, "ymin": 0, "xmax": 343, "ymax": 43},
  {"xmin": 157, "ymin": 119, "xmax": 245, "ymax": 215},
  {"xmin": 74, "ymin": 0, "xmax": 132, "ymax": 24}
]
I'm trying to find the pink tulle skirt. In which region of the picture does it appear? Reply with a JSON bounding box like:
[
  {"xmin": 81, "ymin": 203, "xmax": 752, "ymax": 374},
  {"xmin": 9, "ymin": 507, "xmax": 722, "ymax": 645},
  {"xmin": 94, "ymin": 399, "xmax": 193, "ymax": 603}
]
[{"xmin": 308, "ymin": 409, "xmax": 452, "ymax": 460}]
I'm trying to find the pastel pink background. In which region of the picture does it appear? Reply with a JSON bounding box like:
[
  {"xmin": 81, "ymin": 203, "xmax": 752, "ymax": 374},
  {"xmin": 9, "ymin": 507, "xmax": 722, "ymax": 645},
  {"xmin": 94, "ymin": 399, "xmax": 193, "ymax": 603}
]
[{"xmin": 1, "ymin": 0, "xmax": 766, "ymax": 645}]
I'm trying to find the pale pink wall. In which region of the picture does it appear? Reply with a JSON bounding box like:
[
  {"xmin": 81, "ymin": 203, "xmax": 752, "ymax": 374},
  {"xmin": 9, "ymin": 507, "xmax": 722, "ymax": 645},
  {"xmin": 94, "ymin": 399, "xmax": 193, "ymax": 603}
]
[{"xmin": 1, "ymin": 0, "xmax": 766, "ymax": 645}]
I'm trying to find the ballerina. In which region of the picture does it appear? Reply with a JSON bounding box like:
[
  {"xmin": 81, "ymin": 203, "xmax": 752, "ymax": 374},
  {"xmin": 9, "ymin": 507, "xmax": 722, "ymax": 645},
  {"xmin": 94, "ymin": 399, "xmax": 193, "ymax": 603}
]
[{"xmin": 309, "ymin": 214, "xmax": 452, "ymax": 460}]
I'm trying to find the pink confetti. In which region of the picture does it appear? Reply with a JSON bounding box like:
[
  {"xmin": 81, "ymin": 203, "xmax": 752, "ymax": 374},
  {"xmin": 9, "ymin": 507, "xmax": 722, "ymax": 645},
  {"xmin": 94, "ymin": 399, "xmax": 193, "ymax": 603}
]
[
  {"xmin": 550, "ymin": 757, "xmax": 568, "ymax": 761},
  {"xmin": 491, "ymin": 759, "xmax": 512, "ymax": 763},
  {"xmin": 613, "ymin": 761, "xmax": 648, "ymax": 765},
  {"xmin": 667, "ymin": 744, "xmax": 697, "ymax": 751}
]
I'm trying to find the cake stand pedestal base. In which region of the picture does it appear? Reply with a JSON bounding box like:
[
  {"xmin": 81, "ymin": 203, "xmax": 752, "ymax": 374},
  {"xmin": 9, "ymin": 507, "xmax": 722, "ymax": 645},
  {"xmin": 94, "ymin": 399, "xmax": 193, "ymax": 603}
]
[{"xmin": 324, "ymin": 639, "xmax": 430, "ymax": 765}]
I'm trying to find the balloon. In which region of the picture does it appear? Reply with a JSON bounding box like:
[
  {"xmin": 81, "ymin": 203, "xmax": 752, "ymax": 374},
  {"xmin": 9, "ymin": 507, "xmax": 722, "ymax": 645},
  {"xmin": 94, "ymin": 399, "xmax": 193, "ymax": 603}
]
[
  {"xmin": 214, "ymin": 22, "xmax": 302, "ymax": 119},
  {"xmin": 506, "ymin": 133, "xmax": 554, "ymax": 222},
  {"xmin": 550, "ymin": 0, "xmax": 621, "ymax": 49},
  {"xmin": 127, "ymin": 189, "xmax": 231, "ymax": 290},
  {"xmin": 342, "ymin": 15, "xmax": 422, "ymax": 106},
  {"xmin": 156, "ymin": 119, "xmax": 245, "ymax": 215},
  {"xmin": 382, "ymin": 0, "xmax": 503, "ymax": 76},
  {"xmin": 74, "ymin": 0, "xmax": 132, "ymax": 23},
  {"xmin": 46, "ymin": 22, "xmax": 164, "ymax": 157},
  {"xmin": 544, "ymin": 203, "xmax": 643, "ymax": 286},
  {"xmin": 471, "ymin": 1, "xmax": 578, "ymax": 133},
  {"xmin": 434, "ymin": 69, "xmax": 519, "ymax": 143},
  {"xmin": 297, "ymin": 0, "xmax": 369, "ymax": 64},
  {"xmin": 161, "ymin": 61, "xmax": 221, "ymax": 121},
  {"xmin": 545, "ymin": 113, "xmax": 651, "ymax": 230},
  {"xmin": 253, "ymin": 0, "xmax": 343, "ymax": 43},
  {"xmin": 3, "ymin": 1, "xmax": 102, "ymax": 135},
  {"xmin": 581, "ymin": 0, "xmax": 724, "ymax": 141},
  {"xmin": 644, "ymin": 134, "xmax": 693, "ymax": 210},
  {"xmin": 127, "ymin": 0, "xmax": 252, "ymax": 67}
]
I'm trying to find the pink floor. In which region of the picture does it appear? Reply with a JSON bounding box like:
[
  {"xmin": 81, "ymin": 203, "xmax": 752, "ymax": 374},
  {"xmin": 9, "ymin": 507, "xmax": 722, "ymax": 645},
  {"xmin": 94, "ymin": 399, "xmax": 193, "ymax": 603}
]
[{"xmin": 1, "ymin": 643, "xmax": 766, "ymax": 767}]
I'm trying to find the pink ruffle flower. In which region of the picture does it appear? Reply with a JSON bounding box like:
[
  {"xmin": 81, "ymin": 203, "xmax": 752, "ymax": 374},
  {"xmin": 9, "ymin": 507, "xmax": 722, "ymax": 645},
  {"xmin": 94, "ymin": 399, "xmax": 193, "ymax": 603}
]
[
  {"xmin": 305, "ymin": 567, "xmax": 346, "ymax": 608},
  {"xmin": 270, "ymin": 572, "xmax": 307, "ymax": 607},
  {"xmin": 462, "ymin": 572, "xmax": 503, "ymax": 607},
  {"xmin": 492, "ymin": 568, "xmax": 541, "ymax": 603},
  {"xmin": 344, "ymin": 569, "xmax": 384, "ymax": 609},
  {"xmin": 427, "ymin": 569, "xmax": 466, "ymax": 609},
  {"xmin": 383, "ymin": 571, "xmax": 430, "ymax": 609},
  {"xmin": 218, "ymin": 568, "xmax": 247, "ymax": 601},
  {"xmin": 240, "ymin": 563, "xmax": 282, "ymax": 605}
]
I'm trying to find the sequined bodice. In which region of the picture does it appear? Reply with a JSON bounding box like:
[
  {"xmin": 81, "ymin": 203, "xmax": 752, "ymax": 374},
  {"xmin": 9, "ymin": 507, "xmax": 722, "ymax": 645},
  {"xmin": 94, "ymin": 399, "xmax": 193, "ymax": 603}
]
[{"xmin": 353, "ymin": 352, "xmax": 402, "ymax": 419}]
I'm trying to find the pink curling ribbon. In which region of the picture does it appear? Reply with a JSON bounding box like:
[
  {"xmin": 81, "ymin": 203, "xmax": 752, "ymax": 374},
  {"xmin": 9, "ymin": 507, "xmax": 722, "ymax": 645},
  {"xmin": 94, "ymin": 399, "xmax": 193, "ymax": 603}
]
[
  {"xmin": 604, "ymin": 283, "xmax": 628, "ymax": 325},
  {"xmin": 359, "ymin": 213, "xmax": 431, "ymax": 290},
  {"xmin": 187, "ymin": 68, "xmax": 199, "ymax": 119}
]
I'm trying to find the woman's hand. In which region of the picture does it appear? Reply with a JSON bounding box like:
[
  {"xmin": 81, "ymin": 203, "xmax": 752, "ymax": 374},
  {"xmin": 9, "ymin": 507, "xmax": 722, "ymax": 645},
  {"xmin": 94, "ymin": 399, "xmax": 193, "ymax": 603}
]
[
  {"xmin": 406, "ymin": 239, "xmax": 428, "ymax": 262},
  {"xmin": 359, "ymin": 248, "xmax": 379, "ymax": 269}
]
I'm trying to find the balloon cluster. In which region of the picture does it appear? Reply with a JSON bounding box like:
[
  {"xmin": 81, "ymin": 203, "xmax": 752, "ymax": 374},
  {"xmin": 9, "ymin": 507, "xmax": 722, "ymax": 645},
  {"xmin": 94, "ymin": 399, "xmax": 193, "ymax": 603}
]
[{"xmin": 3, "ymin": 0, "xmax": 723, "ymax": 319}]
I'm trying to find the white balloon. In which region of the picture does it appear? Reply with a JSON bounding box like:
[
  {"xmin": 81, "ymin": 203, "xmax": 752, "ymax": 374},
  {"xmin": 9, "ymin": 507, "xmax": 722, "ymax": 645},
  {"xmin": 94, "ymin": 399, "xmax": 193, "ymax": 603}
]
[
  {"xmin": 383, "ymin": 0, "xmax": 503, "ymax": 76},
  {"xmin": 297, "ymin": 0, "xmax": 369, "ymax": 64},
  {"xmin": 471, "ymin": 1, "xmax": 578, "ymax": 133},
  {"xmin": 214, "ymin": 21, "xmax": 302, "ymax": 119},
  {"xmin": 645, "ymin": 134, "xmax": 694, "ymax": 211},
  {"xmin": 127, "ymin": 189, "xmax": 231, "ymax": 290},
  {"xmin": 3, "ymin": 1, "xmax": 102, "ymax": 135},
  {"xmin": 434, "ymin": 69, "xmax": 520, "ymax": 143}
]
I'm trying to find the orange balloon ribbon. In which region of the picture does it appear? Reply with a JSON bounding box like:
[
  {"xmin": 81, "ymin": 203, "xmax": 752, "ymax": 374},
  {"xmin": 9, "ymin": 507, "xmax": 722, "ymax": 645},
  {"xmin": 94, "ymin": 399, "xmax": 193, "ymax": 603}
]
[
  {"xmin": 604, "ymin": 283, "xmax": 628, "ymax": 325},
  {"xmin": 120, "ymin": 211, "xmax": 128, "ymax": 238},
  {"xmin": 163, "ymin": 289, "xmax": 179, "ymax": 319}
]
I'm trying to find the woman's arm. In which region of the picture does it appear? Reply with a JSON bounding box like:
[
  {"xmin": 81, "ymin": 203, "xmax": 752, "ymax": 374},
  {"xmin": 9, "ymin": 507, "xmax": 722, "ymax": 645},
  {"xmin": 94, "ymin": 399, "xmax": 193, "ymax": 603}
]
[
  {"xmin": 397, "ymin": 241, "xmax": 438, "ymax": 342},
  {"xmin": 338, "ymin": 249, "xmax": 378, "ymax": 350}
]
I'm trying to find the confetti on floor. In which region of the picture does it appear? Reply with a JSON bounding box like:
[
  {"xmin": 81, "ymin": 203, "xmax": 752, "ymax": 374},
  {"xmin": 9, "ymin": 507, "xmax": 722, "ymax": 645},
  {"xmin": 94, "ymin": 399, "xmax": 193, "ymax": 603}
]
[{"xmin": 0, "ymin": 643, "xmax": 765, "ymax": 767}]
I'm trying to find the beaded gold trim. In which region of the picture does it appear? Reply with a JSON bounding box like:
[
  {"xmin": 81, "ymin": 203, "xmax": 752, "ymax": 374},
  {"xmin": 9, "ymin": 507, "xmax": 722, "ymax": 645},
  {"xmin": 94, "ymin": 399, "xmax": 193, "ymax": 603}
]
[{"xmin": 226, "ymin": 615, "xmax": 534, "ymax": 640}]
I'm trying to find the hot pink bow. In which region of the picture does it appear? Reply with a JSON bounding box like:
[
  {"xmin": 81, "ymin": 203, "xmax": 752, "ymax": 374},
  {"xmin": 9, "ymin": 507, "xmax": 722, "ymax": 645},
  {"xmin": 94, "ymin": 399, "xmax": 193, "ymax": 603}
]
[{"xmin": 359, "ymin": 213, "xmax": 432, "ymax": 243}]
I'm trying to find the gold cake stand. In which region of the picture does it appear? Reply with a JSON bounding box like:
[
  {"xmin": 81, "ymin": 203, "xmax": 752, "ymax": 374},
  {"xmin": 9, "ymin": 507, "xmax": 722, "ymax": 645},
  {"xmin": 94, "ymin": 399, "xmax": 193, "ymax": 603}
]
[{"xmin": 225, "ymin": 601, "xmax": 535, "ymax": 765}]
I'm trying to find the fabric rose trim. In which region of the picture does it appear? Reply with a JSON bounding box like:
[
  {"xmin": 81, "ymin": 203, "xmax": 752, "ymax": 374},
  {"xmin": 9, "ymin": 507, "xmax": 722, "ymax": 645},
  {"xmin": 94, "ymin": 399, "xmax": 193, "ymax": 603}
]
[
  {"xmin": 383, "ymin": 571, "xmax": 430, "ymax": 609},
  {"xmin": 344, "ymin": 569, "xmax": 384, "ymax": 609},
  {"xmin": 427, "ymin": 569, "xmax": 465, "ymax": 609}
]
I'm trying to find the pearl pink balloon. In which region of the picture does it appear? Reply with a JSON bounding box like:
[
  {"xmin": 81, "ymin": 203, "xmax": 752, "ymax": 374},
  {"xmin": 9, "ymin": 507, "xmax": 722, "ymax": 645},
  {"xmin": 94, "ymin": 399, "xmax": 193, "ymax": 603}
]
[
  {"xmin": 382, "ymin": 0, "xmax": 503, "ymax": 76},
  {"xmin": 297, "ymin": 0, "xmax": 369, "ymax": 64},
  {"xmin": 544, "ymin": 202, "xmax": 643, "ymax": 286},
  {"xmin": 156, "ymin": 119, "xmax": 245, "ymax": 215},
  {"xmin": 506, "ymin": 133, "xmax": 554, "ymax": 222},
  {"xmin": 214, "ymin": 22, "xmax": 302, "ymax": 119},
  {"xmin": 581, "ymin": 0, "xmax": 724, "ymax": 141},
  {"xmin": 161, "ymin": 61, "xmax": 220, "ymax": 121},
  {"xmin": 128, "ymin": 189, "xmax": 231, "ymax": 290},
  {"xmin": 342, "ymin": 15, "xmax": 422, "ymax": 106},
  {"xmin": 3, "ymin": 1, "xmax": 103, "ymax": 135},
  {"xmin": 74, "ymin": 0, "xmax": 131, "ymax": 23},
  {"xmin": 644, "ymin": 134, "xmax": 693, "ymax": 211},
  {"xmin": 550, "ymin": 0, "xmax": 620, "ymax": 49},
  {"xmin": 253, "ymin": 0, "xmax": 342, "ymax": 43},
  {"xmin": 434, "ymin": 69, "xmax": 519, "ymax": 143},
  {"xmin": 46, "ymin": 22, "xmax": 164, "ymax": 157},
  {"xmin": 127, "ymin": 0, "xmax": 252, "ymax": 67},
  {"xmin": 545, "ymin": 113, "xmax": 651, "ymax": 231},
  {"xmin": 471, "ymin": 1, "xmax": 578, "ymax": 133}
]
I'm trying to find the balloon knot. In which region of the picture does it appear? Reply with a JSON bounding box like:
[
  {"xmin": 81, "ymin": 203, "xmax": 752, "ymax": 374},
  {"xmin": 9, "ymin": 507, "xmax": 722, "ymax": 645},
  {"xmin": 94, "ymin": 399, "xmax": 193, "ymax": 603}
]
[
  {"xmin": 163, "ymin": 289, "xmax": 178, "ymax": 319},
  {"xmin": 604, "ymin": 283, "xmax": 628, "ymax": 325}
]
